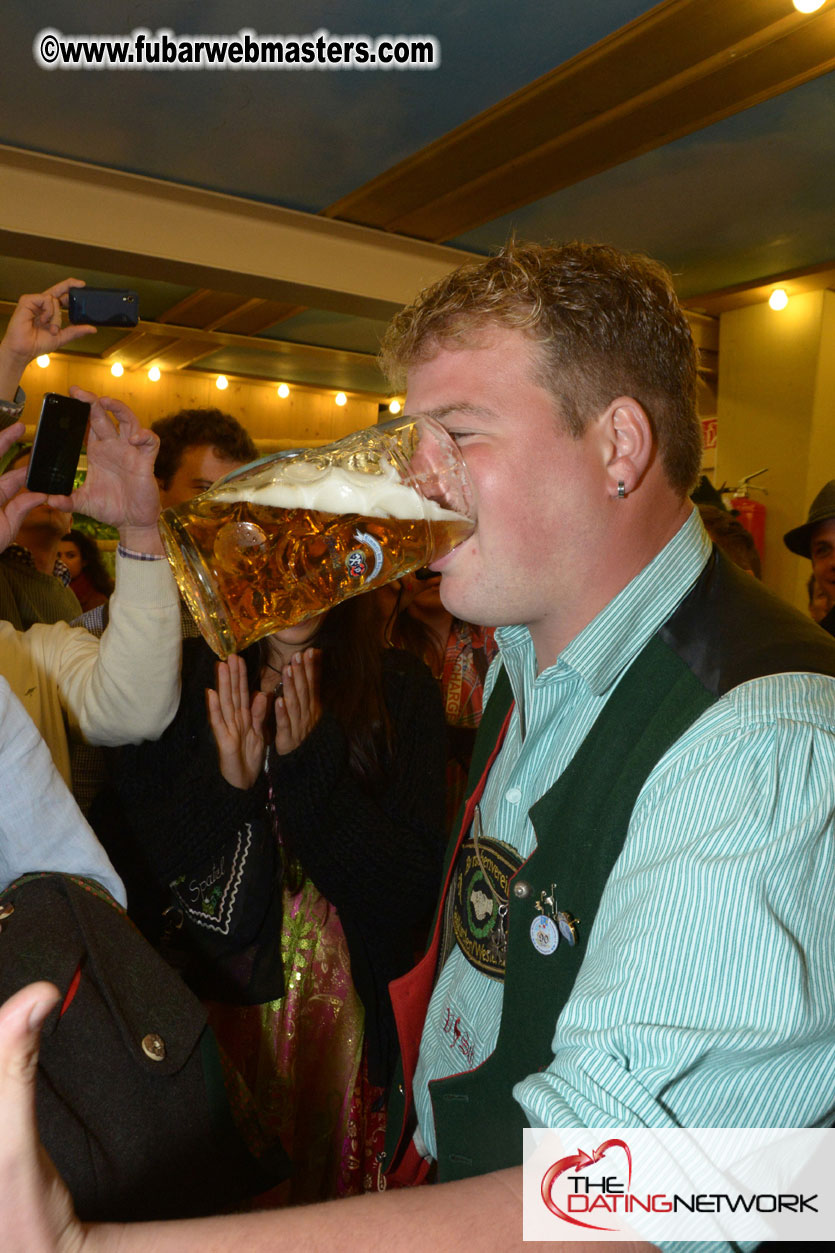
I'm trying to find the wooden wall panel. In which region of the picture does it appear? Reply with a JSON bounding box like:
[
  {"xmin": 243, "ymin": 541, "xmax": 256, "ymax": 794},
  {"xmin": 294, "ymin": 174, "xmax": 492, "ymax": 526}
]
[{"xmin": 18, "ymin": 358, "xmax": 377, "ymax": 450}]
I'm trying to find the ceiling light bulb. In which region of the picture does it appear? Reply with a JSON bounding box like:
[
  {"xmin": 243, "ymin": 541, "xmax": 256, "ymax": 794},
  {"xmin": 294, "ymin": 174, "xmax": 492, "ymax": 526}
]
[
  {"xmin": 148, "ymin": 365, "xmax": 161, "ymax": 382},
  {"xmin": 110, "ymin": 362, "xmax": 124, "ymax": 378},
  {"xmin": 793, "ymin": 1, "xmax": 825, "ymax": 14},
  {"xmin": 388, "ymin": 399, "xmax": 402, "ymax": 415},
  {"xmin": 768, "ymin": 289, "xmax": 788, "ymax": 311},
  {"xmin": 335, "ymin": 391, "xmax": 347, "ymax": 407},
  {"xmin": 277, "ymin": 383, "xmax": 290, "ymax": 399},
  {"xmin": 36, "ymin": 354, "xmax": 50, "ymax": 368},
  {"xmin": 216, "ymin": 374, "xmax": 229, "ymax": 391}
]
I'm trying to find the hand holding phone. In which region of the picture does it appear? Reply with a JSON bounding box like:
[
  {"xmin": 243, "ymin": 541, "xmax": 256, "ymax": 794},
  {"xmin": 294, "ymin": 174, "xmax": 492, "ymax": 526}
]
[
  {"xmin": 26, "ymin": 393, "xmax": 90, "ymax": 496},
  {"xmin": 56, "ymin": 390, "xmax": 163, "ymax": 552},
  {"xmin": 0, "ymin": 279, "xmax": 96, "ymax": 399}
]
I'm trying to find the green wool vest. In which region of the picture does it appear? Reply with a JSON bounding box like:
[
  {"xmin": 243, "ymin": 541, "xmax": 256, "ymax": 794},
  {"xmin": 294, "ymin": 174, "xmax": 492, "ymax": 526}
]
[{"xmin": 430, "ymin": 635, "xmax": 714, "ymax": 1180}]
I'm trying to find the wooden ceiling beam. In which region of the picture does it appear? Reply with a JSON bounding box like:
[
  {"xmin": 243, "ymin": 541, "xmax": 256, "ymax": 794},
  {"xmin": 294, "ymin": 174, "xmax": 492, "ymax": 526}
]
[
  {"xmin": 151, "ymin": 292, "xmax": 310, "ymax": 367},
  {"xmin": 38, "ymin": 312, "xmax": 381, "ymax": 377},
  {"xmin": 0, "ymin": 298, "xmax": 717, "ymax": 383},
  {"xmin": 683, "ymin": 258, "xmax": 835, "ymax": 316},
  {"xmin": 140, "ymin": 341, "xmax": 223, "ymax": 371},
  {"xmin": 113, "ymin": 339, "xmax": 219, "ymax": 372},
  {"xmin": 324, "ymin": 0, "xmax": 835, "ymax": 242},
  {"xmin": 98, "ymin": 329, "xmax": 178, "ymax": 366},
  {"xmin": 0, "ymin": 144, "xmax": 478, "ymax": 320},
  {"xmin": 155, "ymin": 290, "xmax": 305, "ymax": 335},
  {"xmin": 152, "ymin": 295, "xmax": 307, "ymax": 369},
  {"xmin": 206, "ymin": 294, "xmax": 272, "ymax": 330},
  {"xmin": 156, "ymin": 290, "xmax": 250, "ymax": 328},
  {"xmin": 206, "ymin": 298, "xmax": 302, "ymax": 334},
  {"xmin": 125, "ymin": 316, "xmax": 380, "ymax": 370}
]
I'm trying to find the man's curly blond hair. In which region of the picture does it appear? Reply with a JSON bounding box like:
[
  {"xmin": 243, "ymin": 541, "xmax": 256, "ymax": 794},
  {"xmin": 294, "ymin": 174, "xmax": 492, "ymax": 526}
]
[{"xmin": 379, "ymin": 240, "xmax": 702, "ymax": 496}]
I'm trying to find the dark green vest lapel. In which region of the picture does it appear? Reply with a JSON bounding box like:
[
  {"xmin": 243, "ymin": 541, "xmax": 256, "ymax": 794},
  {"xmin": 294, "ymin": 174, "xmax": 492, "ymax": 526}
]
[
  {"xmin": 430, "ymin": 665, "xmax": 516, "ymax": 943},
  {"xmin": 430, "ymin": 635, "xmax": 715, "ymax": 1180},
  {"xmin": 467, "ymin": 664, "xmax": 514, "ymax": 790}
]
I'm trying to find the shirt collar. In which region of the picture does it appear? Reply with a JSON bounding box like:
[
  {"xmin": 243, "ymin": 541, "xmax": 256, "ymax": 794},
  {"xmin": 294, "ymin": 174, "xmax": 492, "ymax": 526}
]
[{"xmin": 496, "ymin": 509, "xmax": 712, "ymax": 697}]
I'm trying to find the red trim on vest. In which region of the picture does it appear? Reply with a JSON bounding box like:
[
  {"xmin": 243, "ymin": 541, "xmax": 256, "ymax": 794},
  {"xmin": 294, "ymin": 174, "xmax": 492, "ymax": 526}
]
[
  {"xmin": 60, "ymin": 965, "xmax": 82, "ymax": 1018},
  {"xmin": 386, "ymin": 704, "xmax": 514, "ymax": 1184},
  {"xmin": 386, "ymin": 1139, "xmax": 433, "ymax": 1189}
]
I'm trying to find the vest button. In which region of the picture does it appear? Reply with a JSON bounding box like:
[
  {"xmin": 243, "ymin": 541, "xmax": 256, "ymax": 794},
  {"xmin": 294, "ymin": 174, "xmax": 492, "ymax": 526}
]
[
  {"xmin": 141, "ymin": 1033, "xmax": 166, "ymax": 1061},
  {"xmin": 513, "ymin": 880, "xmax": 531, "ymax": 899},
  {"xmin": 0, "ymin": 902, "xmax": 13, "ymax": 920}
]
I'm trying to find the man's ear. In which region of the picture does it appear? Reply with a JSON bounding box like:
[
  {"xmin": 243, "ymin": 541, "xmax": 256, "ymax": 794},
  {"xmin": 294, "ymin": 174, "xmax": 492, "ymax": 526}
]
[{"xmin": 602, "ymin": 398, "xmax": 654, "ymax": 499}]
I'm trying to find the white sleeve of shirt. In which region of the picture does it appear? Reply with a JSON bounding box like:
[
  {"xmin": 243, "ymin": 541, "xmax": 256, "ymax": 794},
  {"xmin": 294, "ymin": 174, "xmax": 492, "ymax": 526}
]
[
  {"xmin": 45, "ymin": 549, "xmax": 181, "ymax": 746},
  {"xmin": 0, "ymin": 676, "xmax": 126, "ymax": 905}
]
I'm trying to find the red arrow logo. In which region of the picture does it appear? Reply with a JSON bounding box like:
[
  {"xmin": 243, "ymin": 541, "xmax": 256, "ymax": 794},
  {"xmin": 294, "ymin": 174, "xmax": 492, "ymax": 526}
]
[{"xmin": 541, "ymin": 1139, "xmax": 633, "ymax": 1231}]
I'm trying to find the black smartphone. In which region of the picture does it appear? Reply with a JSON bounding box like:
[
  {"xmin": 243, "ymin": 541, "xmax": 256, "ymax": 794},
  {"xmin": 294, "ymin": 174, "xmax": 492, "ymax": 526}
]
[
  {"xmin": 67, "ymin": 287, "xmax": 139, "ymax": 327},
  {"xmin": 26, "ymin": 393, "xmax": 91, "ymax": 495}
]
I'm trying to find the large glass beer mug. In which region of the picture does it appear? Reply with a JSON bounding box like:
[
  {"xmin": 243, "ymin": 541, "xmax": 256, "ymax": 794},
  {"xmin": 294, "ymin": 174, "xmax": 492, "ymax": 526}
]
[{"xmin": 158, "ymin": 413, "xmax": 475, "ymax": 657}]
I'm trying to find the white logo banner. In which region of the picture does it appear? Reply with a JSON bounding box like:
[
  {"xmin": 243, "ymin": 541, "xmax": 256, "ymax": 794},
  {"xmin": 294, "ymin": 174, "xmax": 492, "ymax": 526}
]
[{"xmin": 523, "ymin": 1127, "xmax": 833, "ymax": 1244}]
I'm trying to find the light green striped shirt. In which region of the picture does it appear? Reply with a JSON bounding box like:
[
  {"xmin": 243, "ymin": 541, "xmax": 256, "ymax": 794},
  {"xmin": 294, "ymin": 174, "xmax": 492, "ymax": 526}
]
[{"xmin": 414, "ymin": 510, "xmax": 835, "ymax": 1208}]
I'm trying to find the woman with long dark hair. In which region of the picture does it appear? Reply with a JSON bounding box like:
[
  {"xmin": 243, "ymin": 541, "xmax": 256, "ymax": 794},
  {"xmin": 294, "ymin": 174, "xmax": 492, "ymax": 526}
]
[
  {"xmin": 93, "ymin": 590, "xmax": 446, "ymax": 1204},
  {"xmin": 58, "ymin": 529, "xmax": 114, "ymax": 612}
]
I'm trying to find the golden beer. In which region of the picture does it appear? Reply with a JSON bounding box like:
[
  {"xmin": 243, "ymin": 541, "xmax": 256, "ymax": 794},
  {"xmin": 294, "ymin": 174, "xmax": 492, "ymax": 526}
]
[
  {"xmin": 162, "ymin": 495, "xmax": 472, "ymax": 656},
  {"xmin": 158, "ymin": 415, "xmax": 476, "ymax": 658}
]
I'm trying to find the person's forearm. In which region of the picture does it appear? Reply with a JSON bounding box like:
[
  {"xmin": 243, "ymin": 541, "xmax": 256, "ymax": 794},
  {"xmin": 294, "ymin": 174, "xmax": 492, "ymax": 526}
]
[
  {"xmin": 0, "ymin": 344, "xmax": 26, "ymax": 404},
  {"xmin": 83, "ymin": 1168, "xmax": 656, "ymax": 1253},
  {"xmin": 61, "ymin": 554, "xmax": 181, "ymax": 746}
]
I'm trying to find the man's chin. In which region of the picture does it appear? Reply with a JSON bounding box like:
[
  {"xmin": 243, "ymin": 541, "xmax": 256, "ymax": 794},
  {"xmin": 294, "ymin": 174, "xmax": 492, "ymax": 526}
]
[
  {"xmin": 438, "ymin": 578, "xmax": 479, "ymax": 626},
  {"xmin": 437, "ymin": 575, "xmax": 460, "ymax": 617}
]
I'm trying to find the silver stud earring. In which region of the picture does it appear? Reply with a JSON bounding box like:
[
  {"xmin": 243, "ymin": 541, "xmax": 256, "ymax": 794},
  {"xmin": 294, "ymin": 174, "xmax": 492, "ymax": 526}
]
[{"xmin": 617, "ymin": 480, "xmax": 626, "ymax": 499}]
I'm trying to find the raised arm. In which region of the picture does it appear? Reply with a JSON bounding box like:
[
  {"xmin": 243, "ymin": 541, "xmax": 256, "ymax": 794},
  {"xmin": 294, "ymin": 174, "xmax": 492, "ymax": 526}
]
[
  {"xmin": 0, "ymin": 278, "xmax": 95, "ymax": 414},
  {"xmin": 19, "ymin": 394, "xmax": 181, "ymax": 746}
]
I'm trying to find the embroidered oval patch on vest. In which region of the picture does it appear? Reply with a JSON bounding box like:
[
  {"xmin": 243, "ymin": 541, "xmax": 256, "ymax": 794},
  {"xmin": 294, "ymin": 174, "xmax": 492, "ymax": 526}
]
[{"xmin": 451, "ymin": 836, "xmax": 522, "ymax": 981}]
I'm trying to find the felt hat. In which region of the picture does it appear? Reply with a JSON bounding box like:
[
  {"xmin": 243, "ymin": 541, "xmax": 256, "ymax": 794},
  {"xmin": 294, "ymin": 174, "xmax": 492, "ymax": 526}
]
[{"xmin": 783, "ymin": 480, "xmax": 835, "ymax": 557}]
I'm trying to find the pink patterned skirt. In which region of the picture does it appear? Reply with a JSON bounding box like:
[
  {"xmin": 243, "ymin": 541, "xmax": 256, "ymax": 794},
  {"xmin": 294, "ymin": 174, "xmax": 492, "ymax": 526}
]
[{"xmin": 206, "ymin": 877, "xmax": 387, "ymax": 1205}]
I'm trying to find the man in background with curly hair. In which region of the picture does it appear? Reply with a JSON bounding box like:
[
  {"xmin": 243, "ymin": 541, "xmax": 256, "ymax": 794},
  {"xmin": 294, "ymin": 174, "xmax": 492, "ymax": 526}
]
[{"xmin": 151, "ymin": 407, "xmax": 257, "ymax": 511}]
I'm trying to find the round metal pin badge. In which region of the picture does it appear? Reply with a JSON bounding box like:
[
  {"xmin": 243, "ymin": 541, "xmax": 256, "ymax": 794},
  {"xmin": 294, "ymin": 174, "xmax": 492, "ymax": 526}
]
[{"xmin": 530, "ymin": 913, "xmax": 560, "ymax": 955}]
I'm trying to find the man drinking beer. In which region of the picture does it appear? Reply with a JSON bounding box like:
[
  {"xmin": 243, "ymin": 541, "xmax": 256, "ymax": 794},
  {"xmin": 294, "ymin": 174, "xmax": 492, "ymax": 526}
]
[{"xmin": 3, "ymin": 241, "xmax": 835, "ymax": 1251}]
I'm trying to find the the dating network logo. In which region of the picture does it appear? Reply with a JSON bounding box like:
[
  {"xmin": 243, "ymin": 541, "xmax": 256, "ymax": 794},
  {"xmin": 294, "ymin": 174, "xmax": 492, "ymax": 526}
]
[
  {"xmin": 534, "ymin": 1129, "xmax": 823, "ymax": 1241},
  {"xmin": 541, "ymin": 1138, "xmax": 633, "ymax": 1231}
]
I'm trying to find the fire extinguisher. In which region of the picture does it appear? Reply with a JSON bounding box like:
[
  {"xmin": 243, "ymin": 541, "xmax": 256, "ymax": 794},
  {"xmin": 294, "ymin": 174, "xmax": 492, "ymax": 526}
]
[{"xmin": 730, "ymin": 468, "xmax": 768, "ymax": 560}]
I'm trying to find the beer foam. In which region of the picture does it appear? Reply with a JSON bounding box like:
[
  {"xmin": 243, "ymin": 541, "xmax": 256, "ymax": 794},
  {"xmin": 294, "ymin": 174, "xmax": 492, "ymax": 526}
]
[{"xmin": 213, "ymin": 462, "xmax": 467, "ymax": 522}]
